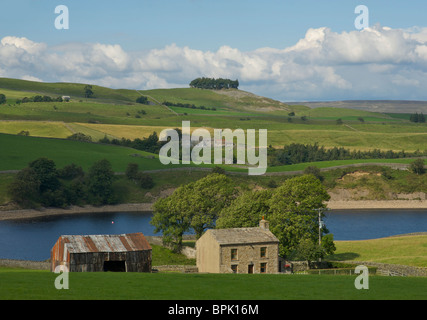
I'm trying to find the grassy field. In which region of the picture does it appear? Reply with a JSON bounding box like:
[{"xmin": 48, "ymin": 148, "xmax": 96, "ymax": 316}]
[
  {"xmin": 0, "ymin": 268, "xmax": 426, "ymax": 300},
  {"xmin": 327, "ymin": 235, "xmax": 427, "ymax": 267},
  {"xmin": 0, "ymin": 133, "xmax": 166, "ymax": 172}
]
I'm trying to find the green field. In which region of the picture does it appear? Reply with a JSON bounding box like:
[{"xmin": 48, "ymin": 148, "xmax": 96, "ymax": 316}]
[
  {"xmin": 0, "ymin": 268, "xmax": 426, "ymax": 300},
  {"xmin": 328, "ymin": 235, "xmax": 427, "ymax": 268},
  {"xmin": 0, "ymin": 133, "xmax": 165, "ymax": 172}
]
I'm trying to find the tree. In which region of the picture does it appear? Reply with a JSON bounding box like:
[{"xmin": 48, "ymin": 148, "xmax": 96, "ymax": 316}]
[
  {"xmin": 135, "ymin": 172, "xmax": 154, "ymax": 189},
  {"xmin": 321, "ymin": 233, "xmax": 336, "ymax": 256},
  {"xmin": 28, "ymin": 158, "xmax": 60, "ymax": 193},
  {"xmin": 268, "ymin": 175, "xmax": 331, "ymax": 257},
  {"xmin": 84, "ymin": 85, "xmax": 94, "ymax": 98},
  {"xmin": 86, "ymin": 159, "xmax": 116, "ymax": 205},
  {"xmin": 8, "ymin": 167, "xmax": 41, "ymax": 207},
  {"xmin": 294, "ymin": 238, "xmax": 323, "ymax": 266},
  {"xmin": 57, "ymin": 163, "xmax": 84, "ymax": 180},
  {"xmin": 187, "ymin": 174, "xmax": 235, "ymax": 239},
  {"xmin": 136, "ymin": 96, "xmax": 148, "ymax": 104},
  {"xmin": 0, "ymin": 94, "xmax": 6, "ymax": 104},
  {"xmin": 409, "ymin": 158, "xmax": 426, "ymax": 175},
  {"xmin": 125, "ymin": 163, "xmax": 139, "ymax": 180},
  {"xmin": 150, "ymin": 184, "xmax": 194, "ymax": 252},
  {"xmin": 150, "ymin": 173, "xmax": 235, "ymax": 251},
  {"xmin": 216, "ymin": 189, "xmax": 272, "ymax": 229}
]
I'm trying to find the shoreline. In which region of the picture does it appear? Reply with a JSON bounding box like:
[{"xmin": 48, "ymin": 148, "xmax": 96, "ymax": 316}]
[
  {"xmin": 327, "ymin": 200, "xmax": 427, "ymax": 210},
  {"xmin": 0, "ymin": 200, "xmax": 426, "ymax": 221},
  {"xmin": 0, "ymin": 203, "xmax": 154, "ymax": 221}
]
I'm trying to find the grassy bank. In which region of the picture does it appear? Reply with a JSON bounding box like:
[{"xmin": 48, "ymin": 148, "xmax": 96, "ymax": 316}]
[{"xmin": 327, "ymin": 235, "xmax": 427, "ymax": 268}]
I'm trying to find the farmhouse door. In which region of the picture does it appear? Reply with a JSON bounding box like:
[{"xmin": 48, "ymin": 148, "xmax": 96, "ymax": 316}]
[{"xmin": 248, "ymin": 264, "xmax": 254, "ymax": 274}]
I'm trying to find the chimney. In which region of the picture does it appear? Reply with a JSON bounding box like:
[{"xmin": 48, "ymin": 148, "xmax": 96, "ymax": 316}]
[{"xmin": 259, "ymin": 216, "xmax": 269, "ymax": 231}]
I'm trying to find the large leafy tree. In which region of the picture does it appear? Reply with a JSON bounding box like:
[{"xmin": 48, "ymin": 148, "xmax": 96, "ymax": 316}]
[
  {"xmin": 151, "ymin": 183, "xmax": 194, "ymax": 252},
  {"xmin": 189, "ymin": 173, "xmax": 235, "ymax": 238},
  {"xmin": 86, "ymin": 159, "xmax": 116, "ymax": 205},
  {"xmin": 216, "ymin": 189, "xmax": 272, "ymax": 229},
  {"xmin": 268, "ymin": 175, "xmax": 330, "ymax": 257},
  {"xmin": 150, "ymin": 173, "xmax": 235, "ymax": 251}
]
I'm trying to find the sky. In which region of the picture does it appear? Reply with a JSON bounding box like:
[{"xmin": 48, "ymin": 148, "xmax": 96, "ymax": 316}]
[{"xmin": 1, "ymin": 0, "xmax": 427, "ymax": 101}]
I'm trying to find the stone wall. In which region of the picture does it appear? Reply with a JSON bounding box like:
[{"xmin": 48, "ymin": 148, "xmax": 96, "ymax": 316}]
[
  {"xmin": 153, "ymin": 265, "xmax": 198, "ymax": 273},
  {"xmin": 341, "ymin": 261, "xmax": 427, "ymax": 277},
  {"xmin": 0, "ymin": 259, "xmax": 50, "ymax": 270}
]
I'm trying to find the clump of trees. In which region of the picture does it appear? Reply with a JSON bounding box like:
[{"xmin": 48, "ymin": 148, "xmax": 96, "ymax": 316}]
[
  {"xmin": 151, "ymin": 173, "xmax": 336, "ymax": 261},
  {"xmin": 163, "ymin": 101, "xmax": 217, "ymax": 111},
  {"xmin": 409, "ymin": 112, "xmax": 426, "ymax": 123},
  {"xmin": 136, "ymin": 96, "xmax": 149, "ymax": 104},
  {"xmin": 8, "ymin": 158, "xmax": 154, "ymax": 209},
  {"xmin": 99, "ymin": 131, "xmax": 167, "ymax": 154},
  {"xmin": 189, "ymin": 77, "xmax": 239, "ymax": 90},
  {"xmin": 16, "ymin": 95, "xmax": 65, "ymax": 104},
  {"xmin": 67, "ymin": 132, "xmax": 93, "ymax": 142},
  {"xmin": 267, "ymin": 143, "xmax": 427, "ymax": 167}
]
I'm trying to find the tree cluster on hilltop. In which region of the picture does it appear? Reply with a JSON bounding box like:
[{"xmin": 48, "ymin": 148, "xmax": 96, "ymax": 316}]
[{"xmin": 189, "ymin": 77, "xmax": 239, "ymax": 90}]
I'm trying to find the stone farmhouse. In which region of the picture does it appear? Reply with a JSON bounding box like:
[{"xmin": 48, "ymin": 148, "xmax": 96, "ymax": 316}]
[{"xmin": 196, "ymin": 219, "xmax": 279, "ymax": 274}]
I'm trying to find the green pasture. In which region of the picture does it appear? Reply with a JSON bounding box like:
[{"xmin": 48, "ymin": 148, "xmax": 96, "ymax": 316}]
[
  {"xmin": 327, "ymin": 235, "xmax": 427, "ymax": 268},
  {"xmin": 0, "ymin": 133, "xmax": 165, "ymax": 172},
  {"xmin": 0, "ymin": 268, "xmax": 426, "ymax": 300}
]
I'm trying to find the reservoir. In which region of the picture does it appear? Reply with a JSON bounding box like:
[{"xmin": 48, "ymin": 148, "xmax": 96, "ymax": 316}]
[{"xmin": 0, "ymin": 209, "xmax": 426, "ymax": 261}]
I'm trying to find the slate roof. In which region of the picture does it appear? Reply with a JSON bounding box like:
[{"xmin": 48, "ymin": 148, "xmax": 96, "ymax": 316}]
[{"xmin": 206, "ymin": 227, "xmax": 279, "ymax": 245}]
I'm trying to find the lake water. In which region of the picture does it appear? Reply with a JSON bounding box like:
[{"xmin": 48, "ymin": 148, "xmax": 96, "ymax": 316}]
[{"xmin": 0, "ymin": 209, "xmax": 426, "ymax": 261}]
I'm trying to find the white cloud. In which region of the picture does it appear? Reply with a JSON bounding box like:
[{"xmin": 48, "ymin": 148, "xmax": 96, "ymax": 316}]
[{"xmin": 1, "ymin": 25, "xmax": 427, "ymax": 101}]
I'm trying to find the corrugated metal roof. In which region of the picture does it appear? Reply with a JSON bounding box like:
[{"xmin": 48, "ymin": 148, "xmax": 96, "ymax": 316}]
[
  {"xmin": 57, "ymin": 233, "xmax": 151, "ymax": 254},
  {"xmin": 207, "ymin": 227, "xmax": 279, "ymax": 245}
]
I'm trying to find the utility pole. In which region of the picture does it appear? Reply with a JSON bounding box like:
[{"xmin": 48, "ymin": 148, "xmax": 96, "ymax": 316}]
[{"xmin": 313, "ymin": 207, "xmax": 330, "ymax": 262}]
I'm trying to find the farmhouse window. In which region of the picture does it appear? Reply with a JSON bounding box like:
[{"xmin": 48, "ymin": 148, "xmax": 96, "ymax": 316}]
[
  {"xmin": 260, "ymin": 247, "xmax": 267, "ymax": 258},
  {"xmin": 231, "ymin": 248, "xmax": 238, "ymax": 261},
  {"xmin": 260, "ymin": 263, "xmax": 267, "ymax": 273}
]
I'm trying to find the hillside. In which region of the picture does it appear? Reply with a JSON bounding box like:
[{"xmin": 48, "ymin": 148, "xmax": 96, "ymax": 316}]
[
  {"xmin": 290, "ymin": 100, "xmax": 427, "ymax": 114},
  {"xmin": 0, "ymin": 77, "xmax": 425, "ymax": 152}
]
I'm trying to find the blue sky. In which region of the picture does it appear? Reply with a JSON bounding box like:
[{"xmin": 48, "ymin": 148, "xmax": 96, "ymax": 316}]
[{"xmin": 1, "ymin": 0, "xmax": 427, "ymax": 101}]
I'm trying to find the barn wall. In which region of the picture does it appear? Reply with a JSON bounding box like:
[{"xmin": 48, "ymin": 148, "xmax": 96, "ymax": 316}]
[{"xmin": 67, "ymin": 250, "xmax": 152, "ymax": 272}]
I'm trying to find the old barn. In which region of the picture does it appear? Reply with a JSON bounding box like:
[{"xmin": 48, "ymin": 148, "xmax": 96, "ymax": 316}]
[{"xmin": 51, "ymin": 232, "xmax": 152, "ymax": 272}]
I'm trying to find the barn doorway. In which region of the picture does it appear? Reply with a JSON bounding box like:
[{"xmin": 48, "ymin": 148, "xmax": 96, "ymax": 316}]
[{"xmin": 103, "ymin": 261, "xmax": 126, "ymax": 272}]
